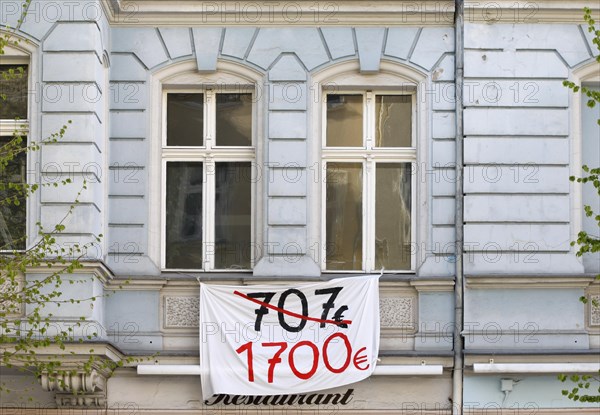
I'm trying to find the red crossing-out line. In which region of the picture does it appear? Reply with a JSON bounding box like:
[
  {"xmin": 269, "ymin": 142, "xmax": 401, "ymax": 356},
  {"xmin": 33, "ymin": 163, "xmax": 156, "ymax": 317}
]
[{"xmin": 233, "ymin": 290, "xmax": 352, "ymax": 326}]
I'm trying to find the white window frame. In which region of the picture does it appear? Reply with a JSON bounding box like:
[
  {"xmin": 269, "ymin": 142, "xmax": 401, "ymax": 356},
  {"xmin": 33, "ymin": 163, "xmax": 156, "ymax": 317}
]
[
  {"xmin": 0, "ymin": 37, "xmax": 38, "ymax": 252},
  {"xmin": 160, "ymin": 88, "xmax": 257, "ymax": 272},
  {"xmin": 321, "ymin": 90, "xmax": 417, "ymax": 273},
  {"xmin": 569, "ymin": 60, "xmax": 600, "ymax": 273}
]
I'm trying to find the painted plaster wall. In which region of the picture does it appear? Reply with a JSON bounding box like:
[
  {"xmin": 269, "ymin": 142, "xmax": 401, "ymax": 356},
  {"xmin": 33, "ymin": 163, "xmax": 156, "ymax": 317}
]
[
  {"xmin": 463, "ymin": 375, "xmax": 596, "ymax": 410},
  {"xmin": 1, "ymin": 1, "xmax": 457, "ymax": 278},
  {"xmin": 461, "ymin": 21, "xmax": 599, "ymax": 351},
  {"xmin": 2, "ymin": 1, "xmax": 600, "ymax": 411},
  {"xmin": 461, "ymin": 20, "xmax": 600, "ymax": 410},
  {"xmin": 462, "ymin": 22, "xmax": 598, "ymax": 275},
  {"xmin": 1, "ymin": 0, "xmax": 458, "ymax": 355},
  {"xmin": 106, "ymin": 25, "xmax": 456, "ymax": 277}
]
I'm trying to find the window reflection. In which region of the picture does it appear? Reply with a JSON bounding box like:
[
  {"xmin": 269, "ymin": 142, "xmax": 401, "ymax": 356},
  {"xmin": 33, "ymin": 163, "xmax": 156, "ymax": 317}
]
[
  {"xmin": 375, "ymin": 163, "xmax": 412, "ymax": 270},
  {"xmin": 215, "ymin": 162, "xmax": 252, "ymax": 269},
  {"xmin": 375, "ymin": 95, "xmax": 412, "ymax": 147},
  {"xmin": 0, "ymin": 136, "xmax": 26, "ymax": 250},
  {"xmin": 166, "ymin": 162, "xmax": 203, "ymax": 269},
  {"xmin": 0, "ymin": 65, "xmax": 28, "ymax": 120},
  {"xmin": 326, "ymin": 95, "xmax": 363, "ymax": 147},
  {"xmin": 167, "ymin": 94, "xmax": 204, "ymax": 146},
  {"xmin": 326, "ymin": 163, "xmax": 363, "ymax": 270},
  {"xmin": 216, "ymin": 94, "xmax": 252, "ymax": 146}
]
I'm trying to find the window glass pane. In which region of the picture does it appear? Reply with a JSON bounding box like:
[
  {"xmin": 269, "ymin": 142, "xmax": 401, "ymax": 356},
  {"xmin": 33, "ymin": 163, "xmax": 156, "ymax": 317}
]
[
  {"xmin": 0, "ymin": 136, "xmax": 26, "ymax": 250},
  {"xmin": 216, "ymin": 93, "xmax": 252, "ymax": 146},
  {"xmin": 0, "ymin": 65, "xmax": 28, "ymax": 120},
  {"xmin": 215, "ymin": 162, "xmax": 252, "ymax": 269},
  {"xmin": 167, "ymin": 94, "xmax": 203, "ymax": 146},
  {"xmin": 326, "ymin": 163, "xmax": 362, "ymax": 270},
  {"xmin": 326, "ymin": 95, "xmax": 363, "ymax": 147},
  {"xmin": 166, "ymin": 162, "xmax": 203, "ymax": 268},
  {"xmin": 375, "ymin": 95, "xmax": 412, "ymax": 147},
  {"xmin": 375, "ymin": 163, "xmax": 412, "ymax": 270}
]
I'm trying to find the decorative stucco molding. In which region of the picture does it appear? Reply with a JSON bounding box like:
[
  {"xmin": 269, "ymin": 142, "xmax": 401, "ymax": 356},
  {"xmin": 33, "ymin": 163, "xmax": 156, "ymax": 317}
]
[
  {"xmin": 164, "ymin": 296, "xmax": 199, "ymax": 328},
  {"xmin": 590, "ymin": 295, "xmax": 600, "ymax": 327},
  {"xmin": 0, "ymin": 274, "xmax": 24, "ymax": 317},
  {"xmin": 40, "ymin": 370, "xmax": 106, "ymax": 408},
  {"xmin": 380, "ymin": 297, "xmax": 415, "ymax": 329}
]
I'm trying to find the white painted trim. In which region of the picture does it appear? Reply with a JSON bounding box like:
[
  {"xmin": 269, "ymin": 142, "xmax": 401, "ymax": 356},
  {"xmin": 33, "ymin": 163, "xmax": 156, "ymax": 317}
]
[
  {"xmin": 205, "ymin": 156, "xmax": 215, "ymax": 271},
  {"xmin": 474, "ymin": 362, "xmax": 600, "ymax": 374},
  {"xmin": 0, "ymin": 55, "xmax": 29, "ymax": 64},
  {"xmin": 373, "ymin": 364, "xmax": 443, "ymax": 375},
  {"xmin": 465, "ymin": 275, "xmax": 595, "ymax": 289},
  {"xmin": 0, "ymin": 120, "xmax": 29, "ymax": 136},
  {"xmin": 138, "ymin": 364, "xmax": 201, "ymax": 376},
  {"xmin": 160, "ymin": 159, "xmax": 167, "ymax": 270},
  {"xmin": 137, "ymin": 364, "xmax": 444, "ymax": 376},
  {"xmin": 410, "ymin": 160, "xmax": 417, "ymax": 272},
  {"xmin": 148, "ymin": 60, "xmax": 265, "ymax": 272}
]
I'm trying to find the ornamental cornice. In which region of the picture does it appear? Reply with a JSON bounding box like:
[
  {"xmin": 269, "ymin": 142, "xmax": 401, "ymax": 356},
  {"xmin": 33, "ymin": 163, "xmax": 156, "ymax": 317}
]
[
  {"xmin": 100, "ymin": 1, "xmax": 600, "ymax": 26},
  {"xmin": 40, "ymin": 369, "xmax": 107, "ymax": 408},
  {"xmin": 7, "ymin": 344, "xmax": 125, "ymax": 408},
  {"xmin": 101, "ymin": 1, "xmax": 455, "ymax": 26},
  {"xmin": 464, "ymin": 0, "xmax": 600, "ymax": 23},
  {"xmin": 26, "ymin": 261, "xmax": 114, "ymax": 286}
]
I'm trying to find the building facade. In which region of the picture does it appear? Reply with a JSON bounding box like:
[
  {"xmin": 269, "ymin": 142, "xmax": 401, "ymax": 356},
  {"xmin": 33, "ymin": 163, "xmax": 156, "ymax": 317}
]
[{"xmin": 0, "ymin": 0, "xmax": 599, "ymax": 413}]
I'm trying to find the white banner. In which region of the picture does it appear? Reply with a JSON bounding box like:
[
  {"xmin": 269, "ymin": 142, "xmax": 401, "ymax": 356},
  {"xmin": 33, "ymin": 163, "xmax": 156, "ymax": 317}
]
[{"xmin": 199, "ymin": 275, "xmax": 380, "ymax": 397}]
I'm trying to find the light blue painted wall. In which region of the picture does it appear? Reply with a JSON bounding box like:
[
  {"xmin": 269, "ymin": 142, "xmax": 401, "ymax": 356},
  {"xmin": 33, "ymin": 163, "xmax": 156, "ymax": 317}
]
[
  {"xmin": 3, "ymin": 1, "xmax": 599, "ymax": 408},
  {"xmin": 462, "ymin": 22, "xmax": 594, "ymax": 275},
  {"xmin": 104, "ymin": 291, "xmax": 162, "ymax": 352},
  {"xmin": 464, "ymin": 375, "xmax": 600, "ymax": 409}
]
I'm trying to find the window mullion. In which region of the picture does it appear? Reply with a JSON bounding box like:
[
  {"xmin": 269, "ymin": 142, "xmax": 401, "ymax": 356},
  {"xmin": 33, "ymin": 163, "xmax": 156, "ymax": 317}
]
[
  {"xmin": 204, "ymin": 90, "xmax": 215, "ymax": 271},
  {"xmin": 161, "ymin": 160, "xmax": 167, "ymax": 269},
  {"xmin": 365, "ymin": 92, "xmax": 375, "ymax": 272},
  {"xmin": 321, "ymin": 160, "xmax": 327, "ymax": 270},
  {"xmin": 364, "ymin": 157, "xmax": 376, "ymax": 273},
  {"xmin": 205, "ymin": 90, "xmax": 215, "ymax": 149},
  {"xmin": 365, "ymin": 91, "xmax": 374, "ymax": 150},
  {"xmin": 411, "ymin": 161, "xmax": 417, "ymax": 272},
  {"xmin": 0, "ymin": 121, "xmax": 29, "ymax": 136},
  {"xmin": 204, "ymin": 158, "xmax": 216, "ymax": 271}
]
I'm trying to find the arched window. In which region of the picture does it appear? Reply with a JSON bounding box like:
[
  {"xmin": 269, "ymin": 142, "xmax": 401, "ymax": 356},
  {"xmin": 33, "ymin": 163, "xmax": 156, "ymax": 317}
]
[
  {"xmin": 309, "ymin": 61, "xmax": 428, "ymax": 273},
  {"xmin": 149, "ymin": 61, "xmax": 264, "ymax": 272}
]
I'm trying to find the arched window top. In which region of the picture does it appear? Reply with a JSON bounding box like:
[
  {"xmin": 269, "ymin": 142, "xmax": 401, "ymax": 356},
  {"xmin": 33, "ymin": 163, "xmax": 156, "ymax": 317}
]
[
  {"xmin": 573, "ymin": 57, "xmax": 600, "ymax": 83},
  {"xmin": 312, "ymin": 60, "xmax": 427, "ymax": 90},
  {"xmin": 0, "ymin": 31, "xmax": 36, "ymax": 65},
  {"xmin": 153, "ymin": 59, "xmax": 264, "ymax": 88}
]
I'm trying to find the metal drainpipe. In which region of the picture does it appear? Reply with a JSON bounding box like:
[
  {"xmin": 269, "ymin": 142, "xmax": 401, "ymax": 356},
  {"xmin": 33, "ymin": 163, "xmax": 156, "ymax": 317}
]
[{"xmin": 453, "ymin": 1, "xmax": 465, "ymax": 414}]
